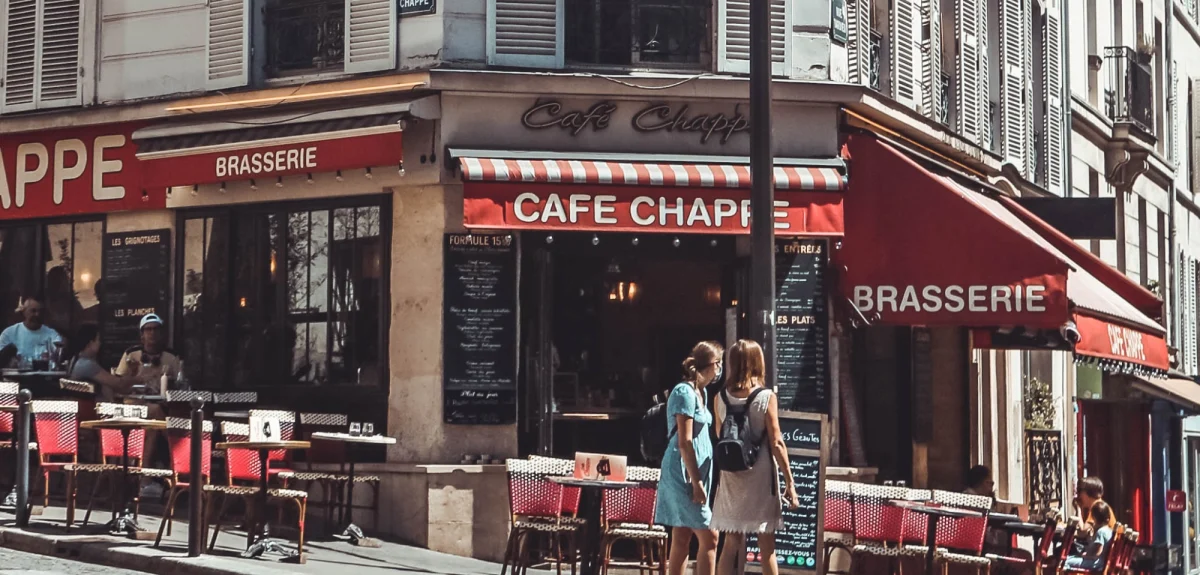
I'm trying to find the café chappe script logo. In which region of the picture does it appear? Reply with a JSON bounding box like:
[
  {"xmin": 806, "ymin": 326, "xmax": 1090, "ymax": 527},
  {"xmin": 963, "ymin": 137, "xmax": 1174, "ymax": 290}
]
[{"xmin": 521, "ymin": 100, "xmax": 750, "ymax": 145}]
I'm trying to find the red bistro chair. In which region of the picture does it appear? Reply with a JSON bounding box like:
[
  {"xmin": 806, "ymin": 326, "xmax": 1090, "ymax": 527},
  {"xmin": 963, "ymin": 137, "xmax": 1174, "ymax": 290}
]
[
  {"xmin": 154, "ymin": 417, "xmax": 213, "ymax": 547},
  {"xmin": 501, "ymin": 458, "xmax": 580, "ymax": 575},
  {"xmin": 278, "ymin": 412, "xmax": 383, "ymax": 532},
  {"xmin": 849, "ymin": 483, "xmax": 910, "ymax": 574},
  {"xmin": 823, "ymin": 480, "xmax": 856, "ymax": 574},
  {"xmin": 78, "ymin": 403, "xmax": 174, "ymax": 527},
  {"xmin": 600, "ymin": 465, "xmax": 665, "ymax": 575},
  {"xmin": 911, "ymin": 490, "xmax": 992, "ymax": 575},
  {"xmin": 247, "ymin": 409, "xmax": 296, "ymax": 477},
  {"xmin": 528, "ymin": 455, "xmax": 584, "ymax": 523},
  {"xmin": 899, "ymin": 489, "xmax": 934, "ymax": 545},
  {"xmin": 30, "ymin": 400, "xmax": 94, "ymax": 528},
  {"xmin": 1043, "ymin": 520, "xmax": 1079, "ymax": 574}
]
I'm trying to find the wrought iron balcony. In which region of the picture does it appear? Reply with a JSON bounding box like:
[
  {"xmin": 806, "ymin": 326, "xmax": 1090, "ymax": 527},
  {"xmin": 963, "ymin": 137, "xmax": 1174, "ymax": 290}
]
[
  {"xmin": 265, "ymin": 0, "xmax": 345, "ymax": 78},
  {"xmin": 1103, "ymin": 46, "xmax": 1155, "ymax": 136},
  {"xmin": 565, "ymin": 0, "xmax": 708, "ymax": 67},
  {"xmin": 939, "ymin": 73, "xmax": 951, "ymax": 125},
  {"xmin": 868, "ymin": 31, "xmax": 882, "ymax": 91}
]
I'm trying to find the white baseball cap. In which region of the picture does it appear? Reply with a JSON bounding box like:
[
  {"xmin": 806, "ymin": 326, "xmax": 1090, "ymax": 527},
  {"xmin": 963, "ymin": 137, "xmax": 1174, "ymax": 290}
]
[{"xmin": 139, "ymin": 313, "xmax": 163, "ymax": 329}]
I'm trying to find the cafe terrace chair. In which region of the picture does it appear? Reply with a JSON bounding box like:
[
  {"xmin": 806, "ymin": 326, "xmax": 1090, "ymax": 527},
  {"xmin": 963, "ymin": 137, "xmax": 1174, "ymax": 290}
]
[
  {"xmin": 528, "ymin": 455, "xmax": 585, "ymax": 524},
  {"xmin": 599, "ymin": 465, "xmax": 665, "ymax": 575},
  {"xmin": 848, "ymin": 483, "xmax": 910, "ymax": 575},
  {"xmin": 1042, "ymin": 519, "xmax": 1079, "ymax": 574},
  {"xmin": 247, "ymin": 410, "xmax": 297, "ymax": 480},
  {"xmin": 984, "ymin": 516, "xmax": 1059, "ymax": 575},
  {"xmin": 204, "ymin": 421, "xmax": 309, "ymax": 556},
  {"xmin": 899, "ymin": 489, "xmax": 934, "ymax": 546},
  {"xmin": 822, "ymin": 480, "xmax": 856, "ymax": 575},
  {"xmin": 502, "ymin": 458, "xmax": 579, "ymax": 575},
  {"xmin": 30, "ymin": 400, "xmax": 90, "ymax": 528},
  {"xmin": 1061, "ymin": 524, "xmax": 1131, "ymax": 575},
  {"xmin": 77, "ymin": 403, "xmax": 174, "ymax": 527},
  {"xmin": 154, "ymin": 417, "xmax": 213, "ymax": 548},
  {"xmin": 0, "ymin": 381, "xmax": 37, "ymax": 466},
  {"xmin": 902, "ymin": 490, "xmax": 993, "ymax": 575},
  {"xmin": 280, "ymin": 412, "xmax": 383, "ymax": 532}
]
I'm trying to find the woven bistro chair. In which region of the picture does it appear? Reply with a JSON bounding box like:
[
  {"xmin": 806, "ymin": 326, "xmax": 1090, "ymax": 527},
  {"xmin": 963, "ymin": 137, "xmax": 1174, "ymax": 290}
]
[
  {"xmin": 528, "ymin": 455, "xmax": 585, "ymax": 524},
  {"xmin": 1041, "ymin": 520, "xmax": 1079, "ymax": 574},
  {"xmin": 898, "ymin": 489, "xmax": 934, "ymax": 546},
  {"xmin": 898, "ymin": 490, "xmax": 993, "ymax": 575},
  {"xmin": 599, "ymin": 465, "xmax": 665, "ymax": 575},
  {"xmin": 77, "ymin": 403, "xmax": 173, "ymax": 527},
  {"xmin": 1061, "ymin": 524, "xmax": 1130, "ymax": 575},
  {"xmin": 154, "ymin": 417, "xmax": 213, "ymax": 547},
  {"xmin": 823, "ymin": 480, "xmax": 856, "ymax": 575},
  {"xmin": 849, "ymin": 483, "xmax": 910, "ymax": 575},
  {"xmin": 247, "ymin": 410, "xmax": 297, "ymax": 480},
  {"xmin": 204, "ymin": 421, "xmax": 310, "ymax": 556},
  {"xmin": 30, "ymin": 400, "xmax": 96, "ymax": 528},
  {"xmin": 502, "ymin": 458, "xmax": 580, "ymax": 575},
  {"xmin": 278, "ymin": 412, "xmax": 383, "ymax": 532},
  {"xmin": 985, "ymin": 516, "xmax": 1060, "ymax": 575}
]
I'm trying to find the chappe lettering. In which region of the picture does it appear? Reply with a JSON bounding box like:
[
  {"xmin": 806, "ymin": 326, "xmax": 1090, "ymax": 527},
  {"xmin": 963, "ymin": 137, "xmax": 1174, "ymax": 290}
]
[
  {"xmin": 853, "ymin": 284, "xmax": 1047, "ymax": 314},
  {"xmin": 513, "ymin": 191, "xmax": 795, "ymax": 230},
  {"xmin": 0, "ymin": 135, "xmax": 127, "ymax": 209},
  {"xmin": 215, "ymin": 146, "xmax": 317, "ymax": 178}
]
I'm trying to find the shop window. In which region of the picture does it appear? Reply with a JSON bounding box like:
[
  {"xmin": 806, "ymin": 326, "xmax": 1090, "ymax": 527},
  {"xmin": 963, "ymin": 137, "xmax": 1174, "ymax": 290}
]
[
  {"xmin": 0, "ymin": 220, "xmax": 102, "ymax": 337},
  {"xmin": 264, "ymin": 0, "xmax": 345, "ymax": 78},
  {"xmin": 178, "ymin": 200, "xmax": 387, "ymax": 390},
  {"xmin": 564, "ymin": 0, "xmax": 709, "ymax": 67}
]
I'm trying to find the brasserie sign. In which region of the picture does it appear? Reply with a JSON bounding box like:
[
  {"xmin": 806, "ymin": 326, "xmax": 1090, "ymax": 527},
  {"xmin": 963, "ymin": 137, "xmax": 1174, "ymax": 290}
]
[{"xmin": 521, "ymin": 100, "xmax": 750, "ymax": 145}]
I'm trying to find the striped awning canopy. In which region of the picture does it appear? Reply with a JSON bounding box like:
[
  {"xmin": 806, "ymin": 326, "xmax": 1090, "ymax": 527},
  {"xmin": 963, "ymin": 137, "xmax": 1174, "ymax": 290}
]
[{"xmin": 454, "ymin": 152, "xmax": 847, "ymax": 191}]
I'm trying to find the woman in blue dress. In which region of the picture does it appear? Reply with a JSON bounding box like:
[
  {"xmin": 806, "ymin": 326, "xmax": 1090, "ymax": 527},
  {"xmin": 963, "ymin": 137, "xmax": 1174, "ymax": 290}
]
[{"xmin": 656, "ymin": 341, "xmax": 722, "ymax": 575}]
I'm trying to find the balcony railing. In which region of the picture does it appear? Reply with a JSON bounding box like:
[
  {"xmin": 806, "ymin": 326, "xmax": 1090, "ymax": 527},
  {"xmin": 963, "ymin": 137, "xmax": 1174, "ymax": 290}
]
[
  {"xmin": 868, "ymin": 31, "xmax": 882, "ymax": 91},
  {"xmin": 1103, "ymin": 46, "xmax": 1155, "ymax": 136},
  {"xmin": 266, "ymin": 0, "xmax": 345, "ymax": 78},
  {"xmin": 939, "ymin": 73, "xmax": 951, "ymax": 125}
]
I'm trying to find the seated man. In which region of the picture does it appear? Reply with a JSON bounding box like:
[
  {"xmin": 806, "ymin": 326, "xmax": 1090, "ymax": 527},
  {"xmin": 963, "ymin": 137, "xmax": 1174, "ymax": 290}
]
[
  {"xmin": 1072, "ymin": 476, "xmax": 1117, "ymax": 554},
  {"xmin": 0, "ymin": 296, "xmax": 62, "ymax": 366}
]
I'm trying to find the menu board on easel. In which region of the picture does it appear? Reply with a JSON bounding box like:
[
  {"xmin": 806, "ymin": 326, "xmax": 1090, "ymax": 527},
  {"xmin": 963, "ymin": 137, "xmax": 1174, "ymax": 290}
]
[
  {"xmin": 442, "ymin": 233, "xmax": 518, "ymax": 424},
  {"xmin": 101, "ymin": 230, "xmax": 171, "ymax": 368},
  {"xmin": 746, "ymin": 411, "xmax": 828, "ymax": 574}
]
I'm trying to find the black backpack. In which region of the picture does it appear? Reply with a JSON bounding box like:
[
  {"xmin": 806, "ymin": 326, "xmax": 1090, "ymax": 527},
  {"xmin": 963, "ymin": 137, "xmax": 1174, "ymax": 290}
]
[
  {"xmin": 714, "ymin": 388, "xmax": 768, "ymax": 472},
  {"xmin": 640, "ymin": 391, "xmax": 672, "ymax": 464}
]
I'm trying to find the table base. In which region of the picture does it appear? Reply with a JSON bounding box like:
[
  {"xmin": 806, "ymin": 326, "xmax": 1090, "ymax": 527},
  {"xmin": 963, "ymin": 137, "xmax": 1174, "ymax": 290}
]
[{"xmin": 104, "ymin": 507, "xmax": 141, "ymax": 536}]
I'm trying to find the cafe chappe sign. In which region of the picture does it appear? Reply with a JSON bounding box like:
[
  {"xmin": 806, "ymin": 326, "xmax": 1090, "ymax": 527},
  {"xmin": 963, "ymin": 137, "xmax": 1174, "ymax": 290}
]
[{"xmin": 521, "ymin": 100, "xmax": 750, "ymax": 145}]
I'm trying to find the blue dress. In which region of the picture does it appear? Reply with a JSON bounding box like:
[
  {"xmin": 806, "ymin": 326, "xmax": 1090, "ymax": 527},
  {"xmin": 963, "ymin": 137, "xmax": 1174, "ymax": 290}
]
[{"xmin": 655, "ymin": 382, "xmax": 714, "ymax": 529}]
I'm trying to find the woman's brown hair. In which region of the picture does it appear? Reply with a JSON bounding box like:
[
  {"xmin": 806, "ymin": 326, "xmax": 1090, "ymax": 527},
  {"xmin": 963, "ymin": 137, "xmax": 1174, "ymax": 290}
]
[
  {"xmin": 682, "ymin": 341, "xmax": 723, "ymax": 383},
  {"xmin": 726, "ymin": 339, "xmax": 765, "ymax": 392}
]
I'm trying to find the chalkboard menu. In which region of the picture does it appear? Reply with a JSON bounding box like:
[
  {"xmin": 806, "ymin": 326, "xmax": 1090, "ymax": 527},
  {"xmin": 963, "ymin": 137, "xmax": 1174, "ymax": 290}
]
[
  {"xmin": 774, "ymin": 239, "xmax": 829, "ymax": 413},
  {"xmin": 100, "ymin": 230, "xmax": 172, "ymax": 368},
  {"xmin": 747, "ymin": 412, "xmax": 827, "ymax": 574},
  {"xmin": 443, "ymin": 233, "xmax": 518, "ymax": 424}
]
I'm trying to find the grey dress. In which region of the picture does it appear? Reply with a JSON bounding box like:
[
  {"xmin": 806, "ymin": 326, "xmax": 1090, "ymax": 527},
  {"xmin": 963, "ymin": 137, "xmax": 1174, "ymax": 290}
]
[{"xmin": 710, "ymin": 387, "xmax": 783, "ymax": 533}]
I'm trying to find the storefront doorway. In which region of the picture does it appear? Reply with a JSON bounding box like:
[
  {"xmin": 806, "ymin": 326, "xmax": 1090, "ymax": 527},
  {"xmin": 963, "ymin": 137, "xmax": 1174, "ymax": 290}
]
[
  {"xmin": 518, "ymin": 232, "xmax": 741, "ymax": 460},
  {"xmin": 1182, "ymin": 420, "xmax": 1200, "ymax": 573}
]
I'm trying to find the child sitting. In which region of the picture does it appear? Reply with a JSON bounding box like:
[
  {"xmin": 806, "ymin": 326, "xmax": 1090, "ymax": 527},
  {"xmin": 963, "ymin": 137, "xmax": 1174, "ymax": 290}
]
[{"xmin": 1064, "ymin": 501, "xmax": 1114, "ymax": 571}]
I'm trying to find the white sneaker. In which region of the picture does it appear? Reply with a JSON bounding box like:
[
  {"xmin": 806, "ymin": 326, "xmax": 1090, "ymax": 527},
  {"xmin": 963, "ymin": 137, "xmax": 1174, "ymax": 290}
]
[{"xmin": 139, "ymin": 483, "xmax": 164, "ymax": 499}]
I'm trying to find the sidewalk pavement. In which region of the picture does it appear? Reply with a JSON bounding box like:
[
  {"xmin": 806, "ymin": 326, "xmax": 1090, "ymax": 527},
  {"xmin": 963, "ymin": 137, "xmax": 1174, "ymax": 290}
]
[{"xmin": 0, "ymin": 504, "xmax": 517, "ymax": 575}]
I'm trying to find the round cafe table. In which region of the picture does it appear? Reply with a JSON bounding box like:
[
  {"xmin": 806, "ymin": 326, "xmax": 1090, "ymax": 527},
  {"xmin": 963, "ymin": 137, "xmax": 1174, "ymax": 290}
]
[
  {"xmin": 215, "ymin": 440, "xmax": 310, "ymax": 560},
  {"xmin": 80, "ymin": 417, "xmax": 168, "ymax": 536},
  {"xmin": 549, "ymin": 476, "xmax": 646, "ymax": 575},
  {"xmin": 889, "ymin": 499, "xmax": 984, "ymax": 575},
  {"xmin": 309, "ymin": 432, "xmax": 396, "ymax": 545}
]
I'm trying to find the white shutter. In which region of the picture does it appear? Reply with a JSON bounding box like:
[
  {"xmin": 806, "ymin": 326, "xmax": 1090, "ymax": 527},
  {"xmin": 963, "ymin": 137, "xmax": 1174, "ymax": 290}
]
[
  {"xmin": 206, "ymin": 0, "xmax": 249, "ymax": 90},
  {"xmin": 1043, "ymin": 0, "xmax": 1065, "ymax": 193},
  {"xmin": 1172, "ymin": 63, "xmax": 1181, "ymax": 168},
  {"xmin": 717, "ymin": 0, "xmax": 789, "ymax": 76},
  {"xmin": 1191, "ymin": 79, "xmax": 1200, "ymax": 198},
  {"xmin": 345, "ymin": 0, "xmax": 396, "ymax": 74},
  {"xmin": 977, "ymin": 0, "xmax": 990, "ymax": 149},
  {"xmin": 999, "ymin": 0, "xmax": 1028, "ymax": 170},
  {"xmin": 2, "ymin": 0, "xmax": 37, "ymax": 112},
  {"xmin": 36, "ymin": 0, "xmax": 81, "ymax": 108},
  {"xmin": 847, "ymin": 0, "xmax": 871, "ymax": 85},
  {"xmin": 955, "ymin": 0, "xmax": 986, "ymax": 145},
  {"xmin": 1189, "ymin": 257, "xmax": 1199, "ymax": 374},
  {"xmin": 891, "ymin": 0, "xmax": 918, "ymax": 108},
  {"xmin": 488, "ymin": 0, "xmax": 564, "ymax": 69},
  {"xmin": 922, "ymin": 0, "xmax": 944, "ymax": 121}
]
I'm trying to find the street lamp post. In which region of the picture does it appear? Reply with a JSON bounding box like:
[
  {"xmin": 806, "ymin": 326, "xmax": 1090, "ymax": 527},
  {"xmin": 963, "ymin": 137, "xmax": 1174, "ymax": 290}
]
[{"xmin": 749, "ymin": 0, "xmax": 776, "ymax": 385}]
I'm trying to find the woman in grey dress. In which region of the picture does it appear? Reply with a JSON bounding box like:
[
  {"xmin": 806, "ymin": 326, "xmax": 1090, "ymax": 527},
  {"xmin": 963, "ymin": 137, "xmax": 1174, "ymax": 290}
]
[{"xmin": 710, "ymin": 340, "xmax": 799, "ymax": 575}]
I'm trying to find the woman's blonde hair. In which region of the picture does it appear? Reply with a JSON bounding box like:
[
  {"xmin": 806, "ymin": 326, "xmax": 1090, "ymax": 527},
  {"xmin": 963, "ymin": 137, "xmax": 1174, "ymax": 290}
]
[
  {"xmin": 682, "ymin": 341, "xmax": 724, "ymax": 383},
  {"xmin": 726, "ymin": 339, "xmax": 765, "ymax": 392}
]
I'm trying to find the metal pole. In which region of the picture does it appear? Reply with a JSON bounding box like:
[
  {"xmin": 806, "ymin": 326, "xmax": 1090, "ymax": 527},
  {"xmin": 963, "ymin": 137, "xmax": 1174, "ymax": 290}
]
[
  {"xmin": 749, "ymin": 0, "xmax": 777, "ymax": 382},
  {"xmin": 744, "ymin": 2, "xmax": 775, "ymax": 574},
  {"xmin": 15, "ymin": 390, "xmax": 31, "ymax": 527},
  {"xmin": 188, "ymin": 397, "xmax": 204, "ymax": 557}
]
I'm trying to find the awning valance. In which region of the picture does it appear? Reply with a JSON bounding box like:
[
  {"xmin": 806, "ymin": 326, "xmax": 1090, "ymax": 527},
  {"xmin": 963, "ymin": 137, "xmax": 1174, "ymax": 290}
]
[
  {"xmin": 842, "ymin": 134, "xmax": 1168, "ymax": 374},
  {"xmin": 455, "ymin": 150, "xmax": 846, "ymax": 236},
  {"xmin": 1131, "ymin": 374, "xmax": 1200, "ymax": 412}
]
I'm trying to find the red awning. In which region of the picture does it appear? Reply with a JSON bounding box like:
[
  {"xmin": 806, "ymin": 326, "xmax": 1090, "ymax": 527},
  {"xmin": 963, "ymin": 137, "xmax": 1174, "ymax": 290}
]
[
  {"xmin": 842, "ymin": 134, "xmax": 1168, "ymax": 373},
  {"xmin": 456, "ymin": 151, "xmax": 846, "ymax": 235}
]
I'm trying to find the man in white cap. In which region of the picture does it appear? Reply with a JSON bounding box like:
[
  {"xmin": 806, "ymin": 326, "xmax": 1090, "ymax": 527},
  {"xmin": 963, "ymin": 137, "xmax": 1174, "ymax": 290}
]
[{"xmin": 115, "ymin": 313, "xmax": 179, "ymax": 498}]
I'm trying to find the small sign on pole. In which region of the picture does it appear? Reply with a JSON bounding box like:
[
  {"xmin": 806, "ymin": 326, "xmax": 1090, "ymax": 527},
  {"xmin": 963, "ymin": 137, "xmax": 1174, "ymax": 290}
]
[
  {"xmin": 1167, "ymin": 489, "xmax": 1187, "ymax": 513},
  {"xmin": 399, "ymin": 0, "xmax": 436, "ymax": 17}
]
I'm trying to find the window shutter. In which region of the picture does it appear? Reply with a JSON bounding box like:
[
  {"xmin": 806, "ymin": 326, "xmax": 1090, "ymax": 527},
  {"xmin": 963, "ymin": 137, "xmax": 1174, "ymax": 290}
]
[
  {"xmin": 846, "ymin": 0, "xmax": 871, "ymax": 85},
  {"xmin": 345, "ymin": 0, "xmax": 396, "ymax": 74},
  {"xmin": 1191, "ymin": 79, "xmax": 1200, "ymax": 199},
  {"xmin": 487, "ymin": 0, "xmax": 564, "ymax": 69},
  {"xmin": 2, "ymin": 0, "xmax": 37, "ymax": 112},
  {"xmin": 36, "ymin": 0, "xmax": 81, "ymax": 108},
  {"xmin": 954, "ymin": 0, "xmax": 986, "ymax": 145},
  {"xmin": 717, "ymin": 0, "xmax": 789, "ymax": 76},
  {"xmin": 999, "ymin": 0, "xmax": 1028, "ymax": 171},
  {"xmin": 1189, "ymin": 257, "xmax": 1199, "ymax": 374},
  {"xmin": 922, "ymin": 0, "xmax": 943, "ymax": 121},
  {"xmin": 206, "ymin": 0, "xmax": 250, "ymax": 91},
  {"xmin": 1042, "ymin": 0, "xmax": 1065, "ymax": 193},
  {"xmin": 1172, "ymin": 62, "xmax": 1180, "ymax": 168},
  {"xmin": 891, "ymin": 0, "xmax": 918, "ymax": 108}
]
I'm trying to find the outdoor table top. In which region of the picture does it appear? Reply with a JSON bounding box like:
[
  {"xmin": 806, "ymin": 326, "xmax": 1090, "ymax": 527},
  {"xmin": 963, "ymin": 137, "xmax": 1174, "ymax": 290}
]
[
  {"xmin": 310, "ymin": 432, "xmax": 397, "ymax": 445},
  {"xmin": 216, "ymin": 440, "xmax": 310, "ymax": 451},
  {"xmin": 214, "ymin": 410, "xmax": 251, "ymax": 419},
  {"xmin": 80, "ymin": 418, "xmax": 168, "ymax": 431},
  {"xmin": 549, "ymin": 476, "xmax": 646, "ymax": 489},
  {"xmin": 125, "ymin": 395, "xmax": 164, "ymax": 403},
  {"xmin": 887, "ymin": 499, "xmax": 984, "ymax": 518},
  {"xmin": 987, "ymin": 512, "xmax": 1022, "ymax": 523},
  {"xmin": 1, "ymin": 370, "xmax": 67, "ymax": 378}
]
